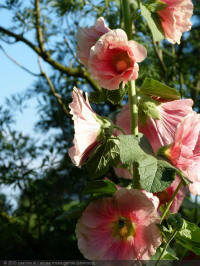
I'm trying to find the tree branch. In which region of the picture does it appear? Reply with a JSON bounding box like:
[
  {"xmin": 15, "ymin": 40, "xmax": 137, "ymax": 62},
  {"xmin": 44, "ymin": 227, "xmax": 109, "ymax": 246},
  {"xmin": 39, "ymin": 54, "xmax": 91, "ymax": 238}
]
[
  {"xmin": 34, "ymin": 0, "xmax": 45, "ymax": 53},
  {"xmin": 0, "ymin": 26, "xmax": 101, "ymax": 92},
  {"xmin": 0, "ymin": 44, "xmax": 41, "ymax": 77},
  {"xmin": 38, "ymin": 57, "xmax": 70, "ymax": 117}
]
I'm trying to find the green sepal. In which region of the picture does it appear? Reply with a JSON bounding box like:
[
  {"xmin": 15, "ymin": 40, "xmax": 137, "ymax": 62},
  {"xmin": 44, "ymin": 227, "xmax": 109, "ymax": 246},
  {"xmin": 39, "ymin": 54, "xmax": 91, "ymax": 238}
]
[
  {"xmin": 95, "ymin": 115, "xmax": 114, "ymax": 139},
  {"xmin": 147, "ymin": 0, "xmax": 167, "ymax": 12},
  {"xmin": 86, "ymin": 137, "xmax": 120, "ymax": 178}
]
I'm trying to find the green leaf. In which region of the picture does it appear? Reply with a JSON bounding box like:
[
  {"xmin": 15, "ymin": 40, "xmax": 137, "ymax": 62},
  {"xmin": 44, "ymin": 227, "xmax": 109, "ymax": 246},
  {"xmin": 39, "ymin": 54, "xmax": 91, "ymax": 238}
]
[
  {"xmin": 151, "ymin": 246, "xmax": 178, "ymax": 260},
  {"xmin": 89, "ymin": 85, "xmax": 127, "ymax": 105},
  {"xmin": 139, "ymin": 159, "xmax": 176, "ymax": 193},
  {"xmin": 106, "ymin": 85, "xmax": 128, "ymax": 105},
  {"xmin": 89, "ymin": 90, "xmax": 106, "ymax": 104},
  {"xmin": 83, "ymin": 179, "xmax": 117, "ymax": 196},
  {"xmin": 86, "ymin": 138, "xmax": 120, "ymax": 178},
  {"xmin": 176, "ymin": 219, "xmax": 200, "ymax": 255},
  {"xmin": 140, "ymin": 3, "xmax": 165, "ymax": 42},
  {"xmin": 56, "ymin": 201, "xmax": 88, "ymax": 221},
  {"xmin": 140, "ymin": 78, "xmax": 180, "ymax": 100},
  {"xmin": 119, "ymin": 135, "xmax": 175, "ymax": 192}
]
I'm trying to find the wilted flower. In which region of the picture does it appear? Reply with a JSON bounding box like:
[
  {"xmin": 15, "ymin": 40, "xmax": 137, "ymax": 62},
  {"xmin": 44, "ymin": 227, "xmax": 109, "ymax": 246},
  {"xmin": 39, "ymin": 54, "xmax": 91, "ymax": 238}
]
[
  {"xmin": 88, "ymin": 29, "xmax": 147, "ymax": 90},
  {"xmin": 76, "ymin": 188, "xmax": 161, "ymax": 260},
  {"xmin": 77, "ymin": 17, "xmax": 110, "ymax": 67},
  {"xmin": 68, "ymin": 87, "xmax": 113, "ymax": 167},
  {"xmin": 158, "ymin": 0, "xmax": 193, "ymax": 44},
  {"xmin": 165, "ymin": 113, "xmax": 200, "ymax": 195}
]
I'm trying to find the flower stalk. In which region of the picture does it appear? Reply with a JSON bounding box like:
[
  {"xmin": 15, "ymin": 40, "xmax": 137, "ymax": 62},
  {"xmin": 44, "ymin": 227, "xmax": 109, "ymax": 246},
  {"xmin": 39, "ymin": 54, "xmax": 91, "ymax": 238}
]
[
  {"xmin": 160, "ymin": 180, "xmax": 183, "ymax": 223},
  {"xmin": 122, "ymin": 0, "xmax": 138, "ymax": 136}
]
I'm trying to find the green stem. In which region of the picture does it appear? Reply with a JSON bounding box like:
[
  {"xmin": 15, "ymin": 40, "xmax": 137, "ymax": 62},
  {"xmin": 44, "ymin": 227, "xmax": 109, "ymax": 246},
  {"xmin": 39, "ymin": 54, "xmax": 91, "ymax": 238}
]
[
  {"xmin": 121, "ymin": 0, "xmax": 132, "ymax": 40},
  {"xmin": 160, "ymin": 180, "xmax": 183, "ymax": 224},
  {"xmin": 155, "ymin": 229, "xmax": 178, "ymax": 266},
  {"xmin": 121, "ymin": 0, "xmax": 138, "ymax": 136},
  {"xmin": 128, "ymin": 80, "xmax": 138, "ymax": 136}
]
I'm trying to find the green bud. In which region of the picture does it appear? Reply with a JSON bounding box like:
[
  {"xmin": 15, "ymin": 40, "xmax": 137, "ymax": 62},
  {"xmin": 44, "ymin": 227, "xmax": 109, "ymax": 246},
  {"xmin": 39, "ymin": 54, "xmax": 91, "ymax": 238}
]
[{"xmin": 138, "ymin": 95, "xmax": 160, "ymax": 125}]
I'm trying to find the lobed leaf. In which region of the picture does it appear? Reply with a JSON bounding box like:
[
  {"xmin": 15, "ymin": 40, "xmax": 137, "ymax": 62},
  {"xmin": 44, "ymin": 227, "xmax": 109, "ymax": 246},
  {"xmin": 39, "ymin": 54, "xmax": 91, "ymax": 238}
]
[{"xmin": 119, "ymin": 135, "xmax": 175, "ymax": 192}]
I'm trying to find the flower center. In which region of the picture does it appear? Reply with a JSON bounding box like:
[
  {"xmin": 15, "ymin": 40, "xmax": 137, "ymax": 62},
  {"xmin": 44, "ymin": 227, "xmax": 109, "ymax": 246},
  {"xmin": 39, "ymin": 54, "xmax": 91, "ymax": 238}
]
[
  {"xmin": 112, "ymin": 51, "xmax": 132, "ymax": 73},
  {"xmin": 115, "ymin": 60, "xmax": 128, "ymax": 72},
  {"xmin": 112, "ymin": 216, "xmax": 135, "ymax": 240}
]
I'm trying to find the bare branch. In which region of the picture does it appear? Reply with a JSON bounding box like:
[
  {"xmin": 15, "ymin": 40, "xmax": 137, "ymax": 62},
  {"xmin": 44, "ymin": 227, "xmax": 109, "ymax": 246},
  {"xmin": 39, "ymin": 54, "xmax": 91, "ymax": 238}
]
[
  {"xmin": 34, "ymin": 0, "xmax": 45, "ymax": 53},
  {"xmin": 38, "ymin": 57, "xmax": 70, "ymax": 117},
  {"xmin": 0, "ymin": 44, "xmax": 41, "ymax": 77},
  {"xmin": 0, "ymin": 25, "xmax": 101, "ymax": 92},
  {"xmin": 64, "ymin": 37, "xmax": 80, "ymax": 64}
]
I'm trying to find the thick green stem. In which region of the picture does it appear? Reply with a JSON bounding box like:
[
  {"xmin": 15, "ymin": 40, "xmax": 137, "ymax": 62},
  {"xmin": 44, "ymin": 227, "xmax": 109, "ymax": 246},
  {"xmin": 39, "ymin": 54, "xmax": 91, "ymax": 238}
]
[
  {"xmin": 128, "ymin": 80, "xmax": 138, "ymax": 135},
  {"xmin": 160, "ymin": 180, "xmax": 183, "ymax": 224},
  {"xmin": 121, "ymin": 0, "xmax": 132, "ymax": 39},
  {"xmin": 121, "ymin": 0, "xmax": 138, "ymax": 136}
]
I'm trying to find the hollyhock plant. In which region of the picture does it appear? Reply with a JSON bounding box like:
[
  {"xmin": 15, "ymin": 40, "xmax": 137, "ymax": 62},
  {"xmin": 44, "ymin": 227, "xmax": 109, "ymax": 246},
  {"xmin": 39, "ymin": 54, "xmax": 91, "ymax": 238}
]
[
  {"xmin": 76, "ymin": 188, "xmax": 161, "ymax": 260},
  {"xmin": 164, "ymin": 113, "xmax": 200, "ymax": 195},
  {"xmin": 68, "ymin": 87, "xmax": 113, "ymax": 167},
  {"xmin": 115, "ymin": 98, "xmax": 193, "ymax": 152},
  {"xmin": 88, "ymin": 29, "xmax": 147, "ymax": 90},
  {"xmin": 158, "ymin": 0, "xmax": 193, "ymax": 44},
  {"xmin": 77, "ymin": 17, "xmax": 110, "ymax": 67}
]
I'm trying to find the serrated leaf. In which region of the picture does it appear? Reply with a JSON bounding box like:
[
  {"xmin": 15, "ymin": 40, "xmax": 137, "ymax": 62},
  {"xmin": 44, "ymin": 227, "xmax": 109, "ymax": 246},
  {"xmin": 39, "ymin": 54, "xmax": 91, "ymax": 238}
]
[
  {"xmin": 86, "ymin": 138, "xmax": 120, "ymax": 178},
  {"xmin": 140, "ymin": 3, "xmax": 164, "ymax": 42},
  {"xmin": 140, "ymin": 78, "xmax": 180, "ymax": 100},
  {"xmin": 83, "ymin": 179, "xmax": 117, "ymax": 196},
  {"xmin": 89, "ymin": 86, "xmax": 127, "ymax": 105},
  {"xmin": 89, "ymin": 90, "xmax": 106, "ymax": 104},
  {"xmin": 139, "ymin": 159, "xmax": 176, "ymax": 193},
  {"xmin": 119, "ymin": 135, "xmax": 175, "ymax": 192},
  {"xmin": 106, "ymin": 85, "xmax": 128, "ymax": 104}
]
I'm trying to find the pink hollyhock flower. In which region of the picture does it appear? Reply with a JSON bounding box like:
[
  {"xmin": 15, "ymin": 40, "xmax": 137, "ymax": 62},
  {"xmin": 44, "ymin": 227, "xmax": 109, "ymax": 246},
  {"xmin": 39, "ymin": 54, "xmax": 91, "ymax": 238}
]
[
  {"xmin": 76, "ymin": 188, "xmax": 161, "ymax": 260},
  {"xmin": 155, "ymin": 176, "xmax": 188, "ymax": 213},
  {"xmin": 158, "ymin": 0, "xmax": 193, "ymax": 44},
  {"xmin": 77, "ymin": 17, "xmax": 110, "ymax": 67},
  {"xmin": 165, "ymin": 113, "xmax": 200, "ymax": 195},
  {"xmin": 88, "ymin": 29, "xmax": 147, "ymax": 90},
  {"xmin": 115, "ymin": 99, "xmax": 193, "ymax": 152},
  {"xmin": 68, "ymin": 87, "xmax": 112, "ymax": 167}
]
